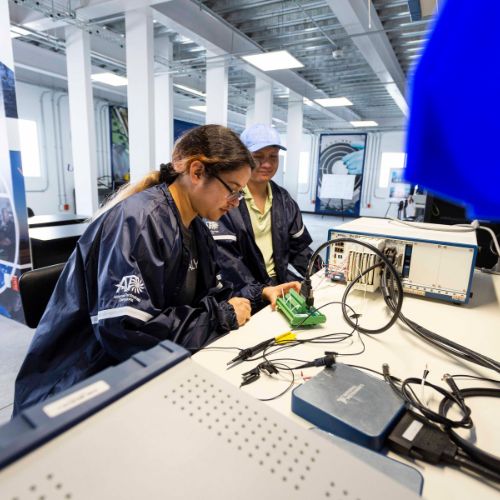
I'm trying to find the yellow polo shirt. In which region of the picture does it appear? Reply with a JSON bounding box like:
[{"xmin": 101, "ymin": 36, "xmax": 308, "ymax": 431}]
[{"xmin": 243, "ymin": 185, "xmax": 276, "ymax": 277}]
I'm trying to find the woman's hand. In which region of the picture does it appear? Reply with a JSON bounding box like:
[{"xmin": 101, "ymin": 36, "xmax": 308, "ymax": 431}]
[
  {"xmin": 262, "ymin": 281, "xmax": 301, "ymax": 310},
  {"xmin": 228, "ymin": 297, "xmax": 252, "ymax": 326}
]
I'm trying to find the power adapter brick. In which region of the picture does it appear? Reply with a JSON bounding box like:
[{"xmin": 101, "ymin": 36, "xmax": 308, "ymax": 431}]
[{"xmin": 292, "ymin": 363, "xmax": 405, "ymax": 450}]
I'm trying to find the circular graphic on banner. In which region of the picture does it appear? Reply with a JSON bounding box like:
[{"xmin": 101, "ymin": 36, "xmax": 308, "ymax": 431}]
[{"xmin": 318, "ymin": 143, "xmax": 362, "ymax": 192}]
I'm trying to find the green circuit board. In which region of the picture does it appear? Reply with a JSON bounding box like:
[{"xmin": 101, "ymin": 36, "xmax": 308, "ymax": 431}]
[{"xmin": 275, "ymin": 289, "xmax": 326, "ymax": 327}]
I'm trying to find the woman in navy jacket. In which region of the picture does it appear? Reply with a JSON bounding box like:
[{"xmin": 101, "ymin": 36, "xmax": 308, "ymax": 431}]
[{"xmin": 13, "ymin": 125, "xmax": 255, "ymax": 414}]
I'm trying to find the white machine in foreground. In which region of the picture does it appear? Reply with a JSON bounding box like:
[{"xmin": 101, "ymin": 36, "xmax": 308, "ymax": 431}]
[
  {"xmin": 327, "ymin": 218, "xmax": 477, "ymax": 304},
  {"xmin": 0, "ymin": 341, "xmax": 418, "ymax": 499}
]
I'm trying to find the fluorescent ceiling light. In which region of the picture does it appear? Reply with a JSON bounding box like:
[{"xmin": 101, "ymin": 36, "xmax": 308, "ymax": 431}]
[
  {"xmin": 91, "ymin": 72, "xmax": 128, "ymax": 87},
  {"xmin": 272, "ymin": 117, "xmax": 286, "ymax": 124},
  {"xmin": 303, "ymin": 97, "xmax": 314, "ymax": 106},
  {"xmin": 10, "ymin": 27, "xmax": 31, "ymax": 38},
  {"xmin": 173, "ymin": 84, "xmax": 205, "ymax": 97},
  {"xmin": 242, "ymin": 50, "xmax": 303, "ymax": 71},
  {"xmin": 314, "ymin": 97, "xmax": 353, "ymax": 107},
  {"xmin": 350, "ymin": 120, "xmax": 378, "ymax": 127},
  {"xmin": 190, "ymin": 105, "xmax": 207, "ymax": 112}
]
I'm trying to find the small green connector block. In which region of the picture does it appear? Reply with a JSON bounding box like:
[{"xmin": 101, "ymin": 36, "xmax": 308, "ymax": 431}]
[{"xmin": 275, "ymin": 289, "xmax": 326, "ymax": 327}]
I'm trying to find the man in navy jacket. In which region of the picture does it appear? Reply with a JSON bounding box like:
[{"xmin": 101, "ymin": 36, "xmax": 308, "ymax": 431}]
[{"xmin": 208, "ymin": 124, "xmax": 320, "ymax": 312}]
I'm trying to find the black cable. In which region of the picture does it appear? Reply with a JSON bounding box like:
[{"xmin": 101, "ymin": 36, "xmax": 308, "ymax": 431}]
[
  {"xmin": 257, "ymin": 362, "xmax": 296, "ymax": 402},
  {"xmin": 334, "ymin": 330, "xmax": 366, "ymax": 357},
  {"xmin": 261, "ymin": 357, "xmax": 310, "ymax": 364},
  {"xmin": 340, "ymin": 261, "xmax": 403, "ymax": 334},
  {"xmin": 385, "ymin": 366, "xmax": 500, "ymax": 481},
  {"xmin": 203, "ymin": 346, "xmax": 243, "ymax": 352},
  {"xmin": 383, "ymin": 365, "xmax": 473, "ymax": 429},
  {"xmin": 439, "ymin": 386, "xmax": 500, "ymax": 474},
  {"xmin": 304, "ymin": 235, "xmax": 500, "ymax": 373},
  {"xmin": 450, "ymin": 374, "xmax": 500, "ymax": 385},
  {"xmin": 238, "ymin": 300, "xmax": 363, "ymax": 401},
  {"xmin": 254, "ymin": 301, "xmax": 360, "ymax": 365},
  {"xmin": 381, "ymin": 268, "xmax": 500, "ymax": 373},
  {"xmin": 392, "ymin": 275, "xmax": 500, "ymax": 373},
  {"xmin": 302, "ymin": 237, "xmax": 404, "ymax": 336},
  {"xmin": 451, "ymin": 455, "xmax": 500, "ymax": 483},
  {"xmin": 345, "ymin": 363, "xmax": 403, "ymax": 383},
  {"xmin": 388, "ymin": 410, "xmax": 500, "ymax": 484}
]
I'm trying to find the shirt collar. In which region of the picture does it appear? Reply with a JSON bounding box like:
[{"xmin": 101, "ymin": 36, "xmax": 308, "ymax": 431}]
[
  {"xmin": 243, "ymin": 184, "xmax": 273, "ymax": 202},
  {"xmin": 243, "ymin": 185, "xmax": 273, "ymax": 217}
]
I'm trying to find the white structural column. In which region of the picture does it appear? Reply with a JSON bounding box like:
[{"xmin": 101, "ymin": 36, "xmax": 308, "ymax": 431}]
[
  {"xmin": 154, "ymin": 35, "xmax": 174, "ymax": 166},
  {"xmin": 245, "ymin": 104, "xmax": 255, "ymax": 128},
  {"xmin": 65, "ymin": 26, "xmax": 98, "ymax": 216},
  {"xmin": 206, "ymin": 53, "xmax": 228, "ymax": 126},
  {"xmin": 285, "ymin": 91, "xmax": 303, "ymax": 200},
  {"xmin": 253, "ymin": 76, "xmax": 273, "ymax": 125},
  {"xmin": 125, "ymin": 7, "xmax": 155, "ymax": 181}
]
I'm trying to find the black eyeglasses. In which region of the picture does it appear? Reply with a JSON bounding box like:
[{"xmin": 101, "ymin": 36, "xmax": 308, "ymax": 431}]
[{"xmin": 212, "ymin": 173, "xmax": 245, "ymax": 203}]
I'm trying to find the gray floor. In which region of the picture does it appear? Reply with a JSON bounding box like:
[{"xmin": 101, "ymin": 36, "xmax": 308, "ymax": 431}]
[
  {"xmin": 0, "ymin": 316, "xmax": 34, "ymax": 425},
  {"xmin": 0, "ymin": 213, "xmax": 352, "ymax": 426}
]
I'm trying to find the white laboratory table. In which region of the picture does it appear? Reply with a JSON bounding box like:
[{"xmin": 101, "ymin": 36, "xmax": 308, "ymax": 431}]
[{"xmin": 194, "ymin": 270, "xmax": 500, "ymax": 499}]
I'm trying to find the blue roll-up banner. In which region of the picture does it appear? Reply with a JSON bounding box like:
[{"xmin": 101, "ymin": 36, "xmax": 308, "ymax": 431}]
[
  {"xmin": 109, "ymin": 104, "xmax": 198, "ymax": 186},
  {"xmin": 0, "ymin": 60, "xmax": 32, "ymax": 323},
  {"xmin": 315, "ymin": 133, "xmax": 367, "ymax": 217}
]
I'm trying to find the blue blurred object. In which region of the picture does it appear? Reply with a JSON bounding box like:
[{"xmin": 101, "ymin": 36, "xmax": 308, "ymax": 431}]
[{"xmin": 405, "ymin": 0, "xmax": 500, "ymax": 220}]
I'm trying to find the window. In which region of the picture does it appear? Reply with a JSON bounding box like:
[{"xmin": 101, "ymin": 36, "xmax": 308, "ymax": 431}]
[
  {"xmin": 379, "ymin": 152, "xmax": 406, "ymax": 188},
  {"xmin": 279, "ymin": 150, "xmax": 287, "ymax": 172},
  {"xmin": 298, "ymin": 151, "xmax": 310, "ymax": 185},
  {"xmin": 18, "ymin": 119, "xmax": 42, "ymax": 178}
]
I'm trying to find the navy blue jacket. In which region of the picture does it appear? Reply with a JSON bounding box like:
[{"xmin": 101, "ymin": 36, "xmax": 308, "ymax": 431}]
[
  {"xmin": 207, "ymin": 181, "xmax": 318, "ymax": 312},
  {"xmin": 14, "ymin": 184, "xmax": 237, "ymax": 414}
]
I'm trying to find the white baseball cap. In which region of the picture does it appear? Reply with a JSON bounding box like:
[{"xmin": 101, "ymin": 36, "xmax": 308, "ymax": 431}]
[{"xmin": 240, "ymin": 123, "xmax": 287, "ymax": 153}]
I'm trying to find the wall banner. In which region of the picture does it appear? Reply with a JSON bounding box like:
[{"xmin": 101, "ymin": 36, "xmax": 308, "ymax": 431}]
[
  {"xmin": 315, "ymin": 133, "xmax": 367, "ymax": 217},
  {"xmin": 109, "ymin": 105, "xmax": 130, "ymax": 186},
  {"xmin": 0, "ymin": 61, "xmax": 32, "ymax": 322},
  {"xmin": 109, "ymin": 105, "xmax": 198, "ymax": 186}
]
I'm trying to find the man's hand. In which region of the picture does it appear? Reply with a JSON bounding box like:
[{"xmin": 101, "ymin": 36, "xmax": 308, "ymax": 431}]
[
  {"xmin": 228, "ymin": 297, "xmax": 252, "ymax": 326},
  {"xmin": 262, "ymin": 281, "xmax": 301, "ymax": 310}
]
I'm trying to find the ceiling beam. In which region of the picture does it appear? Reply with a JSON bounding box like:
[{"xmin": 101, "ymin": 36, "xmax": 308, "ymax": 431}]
[
  {"xmin": 324, "ymin": 0, "xmax": 408, "ymax": 116},
  {"xmin": 17, "ymin": 0, "xmax": 173, "ymax": 32},
  {"xmin": 153, "ymin": 0, "xmax": 360, "ymax": 123},
  {"xmin": 12, "ymin": 39, "xmax": 127, "ymax": 102}
]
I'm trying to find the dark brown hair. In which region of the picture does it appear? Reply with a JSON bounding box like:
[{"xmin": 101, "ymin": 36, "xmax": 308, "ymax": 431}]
[{"xmin": 99, "ymin": 124, "xmax": 254, "ymax": 215}]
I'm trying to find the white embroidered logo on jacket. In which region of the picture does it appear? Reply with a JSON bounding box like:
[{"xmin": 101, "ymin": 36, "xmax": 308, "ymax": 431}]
[
  {"xmin": 116, "ymin": 275, "xmax": 145, "ymax": 294},
  {"xmin": 205, "ymin": 220, "xmax": 219, "ymax": 232}
]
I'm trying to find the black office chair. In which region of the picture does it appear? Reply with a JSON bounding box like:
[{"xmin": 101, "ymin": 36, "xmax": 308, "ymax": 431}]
[{"xmin": 19, "ymin": 263, "xmax": 66, "ymax": 328}]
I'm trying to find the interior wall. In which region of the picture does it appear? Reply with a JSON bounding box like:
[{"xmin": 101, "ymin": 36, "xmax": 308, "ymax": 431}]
[
  {"xmin": 16, "ymin": 79, "xmax": 407, "ymax": 219},
  {"xmin": 17, "ymin": 81, "xmax": 112, "ymax": 216},
  {"xmin": 359, "ymin": 131, "xmax": 406, "ymax": 218}
]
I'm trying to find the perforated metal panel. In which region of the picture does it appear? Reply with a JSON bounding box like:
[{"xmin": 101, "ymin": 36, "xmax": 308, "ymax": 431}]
[{"xmin": 0, "ymin": 360, "xmax": 418, "ymax": 499}]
